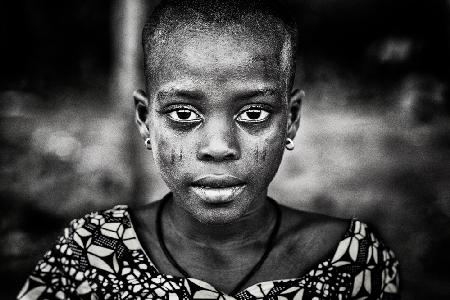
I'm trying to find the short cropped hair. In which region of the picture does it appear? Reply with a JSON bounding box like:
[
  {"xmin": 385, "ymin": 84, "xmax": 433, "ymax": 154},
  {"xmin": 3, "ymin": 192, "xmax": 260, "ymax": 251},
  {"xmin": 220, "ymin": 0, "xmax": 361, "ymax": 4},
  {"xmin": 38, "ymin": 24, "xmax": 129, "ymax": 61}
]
[{"xmin": 142, "ymin": 0, "xmax": 298, "ymax": 90}]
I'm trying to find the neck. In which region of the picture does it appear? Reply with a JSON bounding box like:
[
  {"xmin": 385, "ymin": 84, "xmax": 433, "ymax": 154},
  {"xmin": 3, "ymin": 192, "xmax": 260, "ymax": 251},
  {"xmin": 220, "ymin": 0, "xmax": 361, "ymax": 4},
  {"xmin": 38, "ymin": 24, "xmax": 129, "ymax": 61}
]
[{"xmin": 164, "ymin": 196, "xmax": 277, "ymax": 247}]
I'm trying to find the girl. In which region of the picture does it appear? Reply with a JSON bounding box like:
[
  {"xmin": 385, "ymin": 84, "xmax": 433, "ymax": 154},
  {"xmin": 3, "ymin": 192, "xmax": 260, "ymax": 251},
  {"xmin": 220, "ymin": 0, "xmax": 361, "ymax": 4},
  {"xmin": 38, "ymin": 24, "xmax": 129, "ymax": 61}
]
[{"xmin": 18, "ymin": 0, "xmax": 399, "ymax": 299}]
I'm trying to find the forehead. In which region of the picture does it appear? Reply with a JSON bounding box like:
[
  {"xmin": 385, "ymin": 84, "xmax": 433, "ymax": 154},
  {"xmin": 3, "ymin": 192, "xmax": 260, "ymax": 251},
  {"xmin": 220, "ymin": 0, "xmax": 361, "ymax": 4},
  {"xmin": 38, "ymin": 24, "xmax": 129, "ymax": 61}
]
[{"xmin": 146, "ymin": 25, "xmax": 288, "ymax": 96}]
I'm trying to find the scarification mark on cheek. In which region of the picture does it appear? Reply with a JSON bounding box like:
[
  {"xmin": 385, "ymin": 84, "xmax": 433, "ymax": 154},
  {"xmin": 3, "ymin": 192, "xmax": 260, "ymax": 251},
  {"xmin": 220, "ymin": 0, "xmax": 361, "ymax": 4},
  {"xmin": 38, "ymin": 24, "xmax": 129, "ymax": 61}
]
[
  {"xmin": 261, "ymin": 138, "xmax": 271, "ymax": 161},
  {"xmin": 171, "ymin": 148, "xmax": 176, "ymax": 164},
  {"xmin": 179, "ymin": 148, "xmax": 183, "ymax": 161},
  {"xmin": 255, "ymin": 146, "xmax": 259, "ymax": 162}
]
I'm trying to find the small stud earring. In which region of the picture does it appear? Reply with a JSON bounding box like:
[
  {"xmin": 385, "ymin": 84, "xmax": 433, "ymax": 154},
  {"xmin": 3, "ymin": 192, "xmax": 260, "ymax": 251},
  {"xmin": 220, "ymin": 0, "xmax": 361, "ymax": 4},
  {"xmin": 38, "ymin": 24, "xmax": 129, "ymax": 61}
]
[
  {"xmin": 285, "ymin": 138, "xmax": 295, "ymax": 150},
  {"xmin": 144, "ymin": 138, "xmax": 151, "ymax": 150}
]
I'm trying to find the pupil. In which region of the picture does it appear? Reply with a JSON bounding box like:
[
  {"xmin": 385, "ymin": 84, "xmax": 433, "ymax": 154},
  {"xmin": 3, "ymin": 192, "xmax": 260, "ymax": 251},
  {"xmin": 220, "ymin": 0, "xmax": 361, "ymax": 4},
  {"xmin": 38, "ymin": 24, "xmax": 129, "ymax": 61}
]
[
  {"xmin": 247, "ymin": 111, "xmax": 261, "ymax": 119},
  {"xmin": 177, "ymin": 111, "xmax": 191, "ymax": 119}
]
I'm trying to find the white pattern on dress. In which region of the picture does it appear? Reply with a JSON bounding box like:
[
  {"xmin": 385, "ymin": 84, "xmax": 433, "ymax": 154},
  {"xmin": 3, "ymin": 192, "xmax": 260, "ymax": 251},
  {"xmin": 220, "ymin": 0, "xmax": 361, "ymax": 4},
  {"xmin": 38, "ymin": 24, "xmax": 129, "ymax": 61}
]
[{"xmin": 18, "ymin": 204, "xmax": 400, "ymax": 300}]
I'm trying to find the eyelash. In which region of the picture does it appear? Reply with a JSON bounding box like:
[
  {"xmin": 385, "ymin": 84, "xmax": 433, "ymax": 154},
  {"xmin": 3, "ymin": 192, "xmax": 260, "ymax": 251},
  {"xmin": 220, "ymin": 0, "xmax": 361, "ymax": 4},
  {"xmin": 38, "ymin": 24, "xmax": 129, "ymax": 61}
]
[
  {"xmin": 163, "ymin": 104, "xmax": 272, "ymax": 124},
  {"xmin": 235, "ymin": 105, "xmax": 272, "ymax": 123},
  {"xmin": 164, "ymin": 105, "xmax": 202, "ymax": 123}
]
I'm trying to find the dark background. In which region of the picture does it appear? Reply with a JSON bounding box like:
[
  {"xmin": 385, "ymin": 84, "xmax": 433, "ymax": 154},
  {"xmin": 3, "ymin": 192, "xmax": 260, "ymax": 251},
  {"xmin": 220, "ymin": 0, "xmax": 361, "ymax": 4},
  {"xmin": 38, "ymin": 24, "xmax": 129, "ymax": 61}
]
[{"xmin": 1, "ymin": 0, "xmax": 449, "ymax": 299}]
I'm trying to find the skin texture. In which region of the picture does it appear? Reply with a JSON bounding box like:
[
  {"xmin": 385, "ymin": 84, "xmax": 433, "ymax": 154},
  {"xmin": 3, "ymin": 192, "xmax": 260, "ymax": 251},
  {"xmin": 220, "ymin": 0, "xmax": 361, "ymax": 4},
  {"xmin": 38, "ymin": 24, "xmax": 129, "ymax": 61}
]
[
  {"xmin": 133, "ymin": 24, "xmax": 348, "ymax": 293},
  {"xmin": 136, "ymin": 26, "xmax": 301, "ymax": 225}
]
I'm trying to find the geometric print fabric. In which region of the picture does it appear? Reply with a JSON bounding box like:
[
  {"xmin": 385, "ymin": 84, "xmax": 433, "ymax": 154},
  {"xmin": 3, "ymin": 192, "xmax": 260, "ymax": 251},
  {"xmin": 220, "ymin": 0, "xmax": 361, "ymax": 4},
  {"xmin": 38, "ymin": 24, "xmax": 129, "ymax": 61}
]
[{"xmin": 18, "ymin": 200, "xmax": 400, "ymax": 300}]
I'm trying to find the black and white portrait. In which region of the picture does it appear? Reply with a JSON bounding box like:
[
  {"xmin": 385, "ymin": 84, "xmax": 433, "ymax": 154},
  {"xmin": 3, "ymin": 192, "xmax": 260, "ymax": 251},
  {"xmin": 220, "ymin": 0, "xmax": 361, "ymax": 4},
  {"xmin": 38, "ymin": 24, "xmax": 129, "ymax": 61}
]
[{"xmin": 1, "ymin": 0, "xmax": 449, "ymax": 299}]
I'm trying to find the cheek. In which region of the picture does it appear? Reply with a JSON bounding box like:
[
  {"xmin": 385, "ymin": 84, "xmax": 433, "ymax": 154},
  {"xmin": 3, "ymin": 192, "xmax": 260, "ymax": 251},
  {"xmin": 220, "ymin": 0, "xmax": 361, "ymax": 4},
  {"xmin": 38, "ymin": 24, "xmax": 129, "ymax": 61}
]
[
  {"xmin": 254, "ymin": 139, "xmax": 279, "ymax": 163},
  {"xmin": 151, "ymin": 133, "xmax": 189, "ymax": 186},
  {"xmin": 251, "ymin": 109, "xmax": 288, "ymax": 164},
  {"xmin": 249, "ymin": 134, "xmax": 286, "ymax": 180},
  {"xmin": 169, "ymin": 146, "xmax": 184, "ymax": 164}
]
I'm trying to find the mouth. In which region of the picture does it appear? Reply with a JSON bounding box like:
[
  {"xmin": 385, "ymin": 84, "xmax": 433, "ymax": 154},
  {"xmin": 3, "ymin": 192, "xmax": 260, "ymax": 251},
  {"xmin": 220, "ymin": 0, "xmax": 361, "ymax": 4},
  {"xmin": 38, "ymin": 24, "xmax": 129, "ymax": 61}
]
[{"xmin": 190, "ymin": 174, "xmax": 246, "ymax": 204}]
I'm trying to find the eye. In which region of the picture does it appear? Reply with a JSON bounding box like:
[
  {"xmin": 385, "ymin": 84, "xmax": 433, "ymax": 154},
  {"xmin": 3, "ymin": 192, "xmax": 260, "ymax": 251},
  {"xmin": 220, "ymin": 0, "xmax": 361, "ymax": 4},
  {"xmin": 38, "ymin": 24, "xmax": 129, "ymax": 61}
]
[
  {"xmin": 236, "ymin": 107, "xmax": 270, "ymax": 122},
  {"xmin": 167, "ymin": 109, "xmax": 201, "ymax": 122}
]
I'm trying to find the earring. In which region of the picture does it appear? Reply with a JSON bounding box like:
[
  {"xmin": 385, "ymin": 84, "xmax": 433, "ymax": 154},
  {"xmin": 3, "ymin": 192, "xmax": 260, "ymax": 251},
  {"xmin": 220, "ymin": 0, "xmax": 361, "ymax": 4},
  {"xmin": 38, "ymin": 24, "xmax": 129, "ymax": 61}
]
[
  {"xmin": 144, "ymin": 138, "xmax": 151, "ymax": 150},
  {"xmin": 285, "ymin": 138, "xmax": 295, "ymax": 150}
]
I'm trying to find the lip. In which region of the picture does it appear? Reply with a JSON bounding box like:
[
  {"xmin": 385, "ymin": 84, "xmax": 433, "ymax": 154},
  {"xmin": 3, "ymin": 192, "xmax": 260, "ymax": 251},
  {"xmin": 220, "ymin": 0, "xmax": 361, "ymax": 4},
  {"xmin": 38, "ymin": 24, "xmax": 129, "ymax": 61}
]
[
  {"xmin": 191, "ymin": 174, "xmax": 246, "ymax": 204},
  {"xmin": 192, "ymin": 174, "xmax": 245, "ymax": 188}
]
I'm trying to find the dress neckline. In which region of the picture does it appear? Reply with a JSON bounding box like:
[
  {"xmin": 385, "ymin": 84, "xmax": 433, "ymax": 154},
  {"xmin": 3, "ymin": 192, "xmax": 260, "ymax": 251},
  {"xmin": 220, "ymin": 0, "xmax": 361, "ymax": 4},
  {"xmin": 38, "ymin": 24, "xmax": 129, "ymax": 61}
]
[{"xmin": 123, "ymin": 203, "xmax": 355, "ymax": 297}]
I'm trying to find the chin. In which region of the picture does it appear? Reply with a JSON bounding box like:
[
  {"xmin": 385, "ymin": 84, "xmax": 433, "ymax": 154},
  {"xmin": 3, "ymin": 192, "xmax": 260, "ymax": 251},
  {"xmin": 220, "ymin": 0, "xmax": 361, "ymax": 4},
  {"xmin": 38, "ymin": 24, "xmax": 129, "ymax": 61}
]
[{"xmin": 190, "ymin": 201, "xmax": 246, "ymax": 225}]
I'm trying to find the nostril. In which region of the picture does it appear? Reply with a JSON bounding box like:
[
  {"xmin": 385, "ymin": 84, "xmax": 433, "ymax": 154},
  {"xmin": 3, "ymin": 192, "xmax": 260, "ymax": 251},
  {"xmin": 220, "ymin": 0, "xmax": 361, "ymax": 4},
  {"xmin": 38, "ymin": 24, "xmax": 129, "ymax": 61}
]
[
  {"xmin": 224, "ymin": 153, "xmax": 236, "ymax": 160},
  {"xmin": 199, "ymin": 152, "xmax": 237, "ymax": 162},
  {"xmin": 197, "ymin": 146, "xmax": 239, "ymax": 162},
  {"xmin": 201, "ymin": 153, "xmax": 215, "ymax": 161}
]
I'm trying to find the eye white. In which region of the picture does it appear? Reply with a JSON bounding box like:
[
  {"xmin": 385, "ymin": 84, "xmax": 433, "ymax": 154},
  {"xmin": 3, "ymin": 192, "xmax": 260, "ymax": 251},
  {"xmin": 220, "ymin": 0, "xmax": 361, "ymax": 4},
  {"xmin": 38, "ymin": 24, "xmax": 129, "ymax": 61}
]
[
  {"xmin": 237, "ymin": 109, "xmax": 270, "ymax": 122},
  {"xmin": 168, "ymin": 109, "xmax": 200, "ymax": 121}
]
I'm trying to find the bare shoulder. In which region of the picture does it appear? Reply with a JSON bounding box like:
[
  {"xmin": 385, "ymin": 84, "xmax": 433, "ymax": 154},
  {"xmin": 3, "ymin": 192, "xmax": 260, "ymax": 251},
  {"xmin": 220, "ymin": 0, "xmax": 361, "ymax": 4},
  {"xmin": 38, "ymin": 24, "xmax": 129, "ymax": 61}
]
[
  {"xmin": 278, "ymin": 203, "xmax": 350, "ymax": 237},
  {"xmin": 275, "ymin": 203, "xmax": 350, "ymax": 266}
]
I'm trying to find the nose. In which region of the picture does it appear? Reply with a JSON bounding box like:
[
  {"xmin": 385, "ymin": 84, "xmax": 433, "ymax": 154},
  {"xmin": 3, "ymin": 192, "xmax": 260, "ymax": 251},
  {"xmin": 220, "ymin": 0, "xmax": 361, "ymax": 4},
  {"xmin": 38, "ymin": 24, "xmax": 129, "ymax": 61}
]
[{"xmin": 197, "ymin": 120, "xmax": 240, "ymax": 162}]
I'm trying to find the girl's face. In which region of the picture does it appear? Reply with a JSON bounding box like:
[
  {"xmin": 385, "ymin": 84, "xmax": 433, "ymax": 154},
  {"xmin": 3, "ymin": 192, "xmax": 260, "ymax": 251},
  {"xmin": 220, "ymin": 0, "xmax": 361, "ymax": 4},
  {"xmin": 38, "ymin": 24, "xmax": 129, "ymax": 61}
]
[{"xmin": 136, "ymin": 27, "xmax": 301, "ymax": 224}]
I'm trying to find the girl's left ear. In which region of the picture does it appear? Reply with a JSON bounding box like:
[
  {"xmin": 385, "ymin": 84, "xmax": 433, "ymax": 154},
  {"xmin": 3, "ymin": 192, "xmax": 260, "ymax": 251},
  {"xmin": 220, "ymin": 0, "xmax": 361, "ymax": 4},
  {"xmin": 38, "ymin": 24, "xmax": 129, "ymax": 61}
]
[{"xmin": 286, "ymin": 89, "xmax": 304, "ymax": 140}]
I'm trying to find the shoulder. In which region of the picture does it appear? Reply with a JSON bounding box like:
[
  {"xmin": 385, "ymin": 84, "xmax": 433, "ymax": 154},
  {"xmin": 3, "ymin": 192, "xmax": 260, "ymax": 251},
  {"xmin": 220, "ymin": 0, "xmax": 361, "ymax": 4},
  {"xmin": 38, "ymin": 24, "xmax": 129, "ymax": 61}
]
[
  {"xmin": 332, "ymin": 218, "xmax": 399, "ymax": 264},
  {"xmin": 62, "ymin": 205, "xmax": 131, "ymax": 239},
  {"xmin": 277, "ymin": 203, "xmax": 350, "ymax": 249},
  {"xmin": 342, "ymin": 219, "xmax": 400, "ymax": 278},
  {"xmin": 273, "ymin": 203, "xmax": 351, "ymax": 273},
  {"xmin": 63, "ymin": 204, "xmax": 146, "ymax": 252},
  {"xmin": 331, "ymin": 219, "xmax": 401, "ymax": 298},
  {"xmin": 35, "ymin": 204, "xmax": 144, "ymax": 269},
  {"xmin": 276, "ymin": 203, "xmax": 400, "ymax": 297},
  {"xmin": 278, "ymin": 203, "xmax": 399, "ymax": 264},
  {"xmin": 18, "ymin": 204, "xmax": 138, "ymax": 299}
]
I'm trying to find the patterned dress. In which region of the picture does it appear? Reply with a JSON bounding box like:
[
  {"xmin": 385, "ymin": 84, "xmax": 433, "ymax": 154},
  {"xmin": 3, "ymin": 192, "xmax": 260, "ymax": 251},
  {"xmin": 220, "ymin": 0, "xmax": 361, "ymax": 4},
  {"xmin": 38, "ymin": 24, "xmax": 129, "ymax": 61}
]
[{"xmin": 18, "ymin": 204, "xmax": 400, "ymax": 300}]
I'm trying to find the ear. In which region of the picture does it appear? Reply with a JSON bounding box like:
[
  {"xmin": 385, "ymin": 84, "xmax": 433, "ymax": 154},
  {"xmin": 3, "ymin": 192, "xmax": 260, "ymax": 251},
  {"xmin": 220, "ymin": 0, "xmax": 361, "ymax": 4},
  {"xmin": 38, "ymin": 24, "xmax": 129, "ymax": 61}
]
[
  {"xmin": 133, "ymin": 89, "xmax": 150, "ymax": 139},
  {"xmin": 286, "ymin": 89, "xmax": 304, "ymax": 140}
]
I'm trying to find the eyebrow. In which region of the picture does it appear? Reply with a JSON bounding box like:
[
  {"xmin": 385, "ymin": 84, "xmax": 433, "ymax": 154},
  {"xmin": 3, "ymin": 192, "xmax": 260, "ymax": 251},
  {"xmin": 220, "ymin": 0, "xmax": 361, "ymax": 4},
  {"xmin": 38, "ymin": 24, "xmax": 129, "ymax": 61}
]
[
  {"xmin": 156, "ymin": 89, "xmax": 204, "ymax": 102},
  {"xmin": 234, "ymin": 88, "xmax": 278, "ymax": 100},
  {"xmin": 156, "ymin": 86, "xmax": 279, "ymax": 102}
]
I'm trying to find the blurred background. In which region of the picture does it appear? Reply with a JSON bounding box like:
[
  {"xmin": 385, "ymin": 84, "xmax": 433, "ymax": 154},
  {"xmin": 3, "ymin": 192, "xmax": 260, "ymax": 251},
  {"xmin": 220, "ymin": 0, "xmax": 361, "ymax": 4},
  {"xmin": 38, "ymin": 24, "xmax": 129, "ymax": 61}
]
[{"xmin": 0, "ymin": 0, "xmax": 449, "ymax": 299}]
